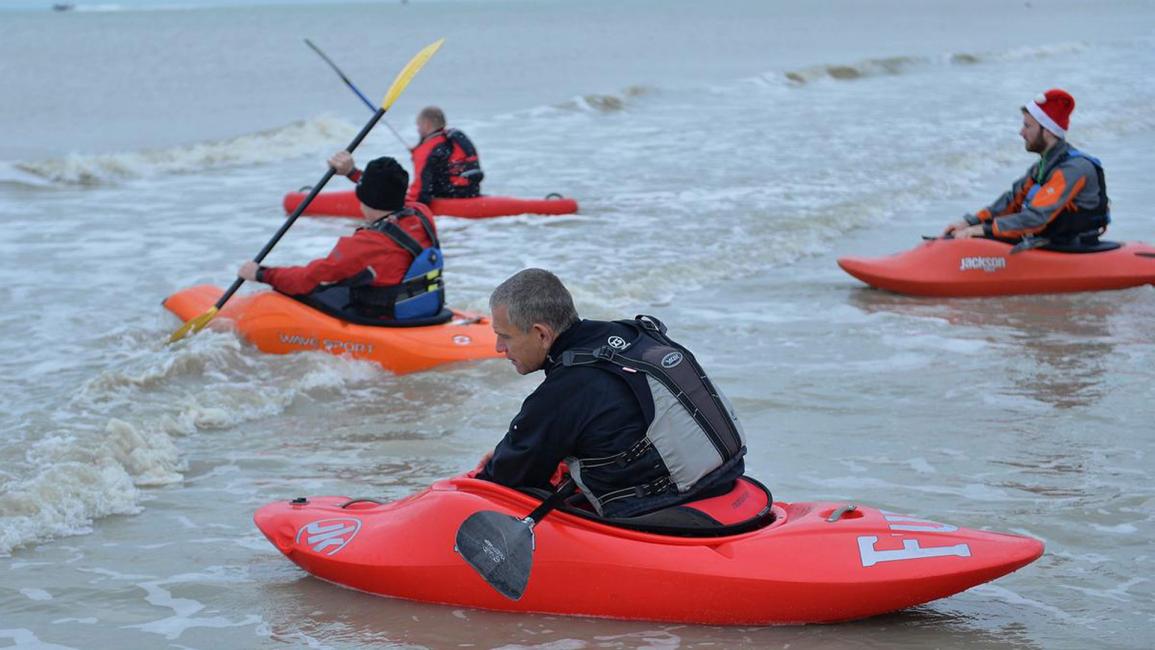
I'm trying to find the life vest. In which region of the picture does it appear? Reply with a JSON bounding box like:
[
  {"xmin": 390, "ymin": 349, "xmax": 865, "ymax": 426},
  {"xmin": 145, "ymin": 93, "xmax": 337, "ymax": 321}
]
[
  {"xmin": 352, "ymin": 208, "xmax": 445, "ymax": 320},
  {"xmin": 442, "ymin": 128, "xmax": 484, "ymax": 190},
  {"xmin": 560, "ymin": 315, "xmax": 747, "ymax": 516},
  {"xmin": 1024, "ymin": 147, "xmax": 1110, "ymax": 240}
]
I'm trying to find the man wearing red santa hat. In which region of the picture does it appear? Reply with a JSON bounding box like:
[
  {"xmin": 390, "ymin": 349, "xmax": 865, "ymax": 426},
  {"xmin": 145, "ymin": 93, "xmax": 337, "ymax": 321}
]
[{"xmin": 944, "ymin": 89, "xmax": 1110, "ymax": 245}]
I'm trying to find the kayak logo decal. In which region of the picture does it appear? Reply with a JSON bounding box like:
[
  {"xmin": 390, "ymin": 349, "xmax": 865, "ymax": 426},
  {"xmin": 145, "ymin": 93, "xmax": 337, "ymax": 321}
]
[
  {"xmin": 959, "ymin": 256, "xmax": 1007, "ymax": 272},
  {"xmin": 607, "ymin": 336, "xmax": 628, "ymax": 350},
  {"xmin": 278, "ymin": 333, "xmax": 374, "ymax": 355},
  {"xmin": 857, "ymin": 512, "xmax": 969, "ymax": 567},
  {"xmin": 857, "ymin": 536, "xmax": 971, "ymax": 567},
  {"xmin": 661, "ymin": 351, "xmax": 684, "ymax": 368},
  {"xmin": 296, "ymin": 518, "xmax": 362, "ymax": 556},
  {"xmin": 453, "ymin": 335, "xmax": 472, "ymax": 346}
]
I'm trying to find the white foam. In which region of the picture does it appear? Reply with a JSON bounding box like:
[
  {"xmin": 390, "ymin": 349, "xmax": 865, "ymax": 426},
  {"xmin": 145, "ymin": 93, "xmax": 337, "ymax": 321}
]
[
  {"xmin": 907, "ymin": 457, "xmax": 938, "ymax": 474},
  {"xmin": 1088, "ymin": 522, "xmax": 1139, "ymax": 534},
  {"xmin": 127, "ymin": 567, "xmax": 262, "ymax": 640},
  {"xmin": 494, "ymin": 641, "xmax": 589, "ymax": 650},
  {"xmin": 0, "ymin": 459, "xmax": 141, "ymax": 556},
  {"xmin": 1059, "ymin": 577, "xmax": 1148, "ymax": 604},
  {"xmin": 20, "ymin": 588, "xmax": 52, "ymax": 601},
  {"xmin": 14, "ymin": 116, "xmax": 357, "ymax": 185},
  {"xmin": 0, "ymin": 629, "xmax": 81, "ymax": 650},
  {"xmin": 968, "ymin": 584, "xmax": 1074, "ymax": 620}
]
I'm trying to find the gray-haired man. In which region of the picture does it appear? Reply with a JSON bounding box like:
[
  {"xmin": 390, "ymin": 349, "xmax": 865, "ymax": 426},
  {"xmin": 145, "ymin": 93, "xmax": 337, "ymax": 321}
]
[{"xmin": 477, "ymin": 268, "xmax": 748, "ymax": 519}]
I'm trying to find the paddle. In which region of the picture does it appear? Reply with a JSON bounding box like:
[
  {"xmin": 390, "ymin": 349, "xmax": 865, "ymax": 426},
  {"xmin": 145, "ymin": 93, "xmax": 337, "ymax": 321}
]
[
  {"xmin": 168, "ymin": 38, "xmax": 444, "ymax": 344},
  {"xmin": 454, "ymin": 478, "xmax": 577, "ymax": 600},
  {"xmin": 305, "ymin": 38, "xmax": 412, "ymax": 150}
]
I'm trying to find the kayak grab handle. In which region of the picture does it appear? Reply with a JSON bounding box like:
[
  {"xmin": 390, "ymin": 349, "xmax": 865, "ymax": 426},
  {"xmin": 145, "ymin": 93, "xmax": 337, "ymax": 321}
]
[
  {"xmin": 339, "ymin": 498, "xmax": 387, "ymax": 508},
  {"xmin": 826, "ymin": 504, "xmax": 858, "ymax": 522}
]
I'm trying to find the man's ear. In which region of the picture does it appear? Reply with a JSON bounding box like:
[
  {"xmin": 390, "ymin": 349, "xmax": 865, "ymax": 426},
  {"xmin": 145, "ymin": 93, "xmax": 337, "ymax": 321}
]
[{"xmin": 532, "ymin": 323, "xmax": 555, "ymax": 347}]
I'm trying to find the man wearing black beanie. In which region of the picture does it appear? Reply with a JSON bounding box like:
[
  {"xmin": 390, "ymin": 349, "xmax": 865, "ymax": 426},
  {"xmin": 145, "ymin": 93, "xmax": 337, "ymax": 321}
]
[{"xmin": 238, "ymin": 153, "xmax": 444, "ymax": 321}]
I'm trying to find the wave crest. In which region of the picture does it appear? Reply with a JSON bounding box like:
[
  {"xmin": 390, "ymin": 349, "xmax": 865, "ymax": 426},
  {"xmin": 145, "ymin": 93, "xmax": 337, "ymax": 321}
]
[
  {"xmin": 783, "ymin": 43, "xmax": 1088, "ymax": 84},
  {"xmin": 14, "ymin": 115, "xmax": 358, "ymax": 186}
]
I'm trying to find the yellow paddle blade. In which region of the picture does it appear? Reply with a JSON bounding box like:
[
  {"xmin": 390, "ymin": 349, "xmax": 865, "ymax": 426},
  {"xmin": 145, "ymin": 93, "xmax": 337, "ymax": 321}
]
[
  {"xmin": 167, "ymin": 306, "xmax": 219, "ymax": 345},
  {"xmin": 379, "ymin": 38, "xmax": 445, "ymax": 111}
]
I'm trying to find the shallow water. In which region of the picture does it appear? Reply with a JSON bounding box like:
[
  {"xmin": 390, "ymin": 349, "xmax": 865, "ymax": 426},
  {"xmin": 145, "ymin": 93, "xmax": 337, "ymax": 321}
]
[{"xmin": 2, "ymin": 0, "xmax": 1154, "ymax": 648}]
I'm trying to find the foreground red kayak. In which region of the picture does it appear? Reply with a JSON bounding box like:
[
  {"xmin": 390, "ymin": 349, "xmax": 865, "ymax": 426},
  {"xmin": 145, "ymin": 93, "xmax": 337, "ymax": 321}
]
[
  {"xmin": 255, "ymin": 475, "xmax": 1043, "ymax": 625},
  {"xmin": 163, "ymin": 285, "xmax": 498, "ymax": 374},
  {"xmin": 838, "ymin": 238, "xmax": 1155, "ymax": 297},
  {"xmin": 282, "ymin": 189, "xmax": 579, "ymax": 219}
]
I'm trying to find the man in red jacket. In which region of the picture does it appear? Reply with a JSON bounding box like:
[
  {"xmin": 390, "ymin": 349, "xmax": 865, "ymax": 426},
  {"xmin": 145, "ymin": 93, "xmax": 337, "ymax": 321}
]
[
  {"xmin": 407, "ymin": 106, "xmax": 484, "ymax": 205},
  {"xmin": 238, "ymin": 155, "xmax": 444, "ymax": 321}
]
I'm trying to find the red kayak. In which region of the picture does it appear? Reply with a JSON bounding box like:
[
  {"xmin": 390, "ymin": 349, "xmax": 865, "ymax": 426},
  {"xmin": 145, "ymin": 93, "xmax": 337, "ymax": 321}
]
[
  {"xmin": 282, "ymin": 189, "xmax": 579, "ymax": 219},
  {"xmin": 838, "ymin": 238, "xmax": 1155, "ymax": 297},
  {"xmin": 255, "ymin": 475, "xmax": 1043, "ymax": 625}
]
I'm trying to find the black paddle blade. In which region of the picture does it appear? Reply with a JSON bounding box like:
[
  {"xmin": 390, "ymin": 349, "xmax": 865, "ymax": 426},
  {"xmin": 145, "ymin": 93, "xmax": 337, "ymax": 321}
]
[{"xmin": 455, "ymin": 510, "xmax": 535, "ymax": 600}]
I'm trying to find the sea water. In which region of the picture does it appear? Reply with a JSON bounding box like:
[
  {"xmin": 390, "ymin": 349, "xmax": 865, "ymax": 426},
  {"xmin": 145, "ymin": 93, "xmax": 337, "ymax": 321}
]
[{"xmin": 1, "ymin": 0, "xmax": 1153, "ymax": 647}]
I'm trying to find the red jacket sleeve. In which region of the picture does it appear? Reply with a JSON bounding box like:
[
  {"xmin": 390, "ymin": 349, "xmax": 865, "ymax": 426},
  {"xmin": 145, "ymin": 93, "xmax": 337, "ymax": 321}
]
[{"xmin": 262, "ymin": 235, "xmax": 367, "ymax": 295}]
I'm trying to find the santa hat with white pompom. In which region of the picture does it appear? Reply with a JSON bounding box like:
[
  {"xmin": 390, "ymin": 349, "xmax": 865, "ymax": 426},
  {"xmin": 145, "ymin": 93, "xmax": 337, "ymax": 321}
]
[{"xmin": 1023, "ymin": 88, "xmax": 1075, "ymax": 138}]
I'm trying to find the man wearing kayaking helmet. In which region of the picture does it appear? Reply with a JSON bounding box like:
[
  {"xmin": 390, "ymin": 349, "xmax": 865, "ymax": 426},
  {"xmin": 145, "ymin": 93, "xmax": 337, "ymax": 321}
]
[
  {"xmin": 406, "ymin": 106, "xmax": 485, "ymax": 206},
  {"xmin": 944, "ymin": 89, "xmax": 1110, "ymax": 247},
  {"xmin": 476, "ymin": 268, "xmax": 750, "ymax": 519},
  {"xmin": 238, "ymin": 155, "xmax": 445, "ymax": 322}
]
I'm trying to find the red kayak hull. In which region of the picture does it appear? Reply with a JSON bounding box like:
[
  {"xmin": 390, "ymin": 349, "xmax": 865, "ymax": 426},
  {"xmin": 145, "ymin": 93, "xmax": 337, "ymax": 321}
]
[
  {"xmin": 254, "ymin": 477, "xmax": 1043, "ymax": 625},
  {"xmin": 838, "ymin": 238, "xmax": 1155, "ymax": 297},
  {"xmin": 282, "ymin": 190, "xmax": 579, "ymax": 219}
]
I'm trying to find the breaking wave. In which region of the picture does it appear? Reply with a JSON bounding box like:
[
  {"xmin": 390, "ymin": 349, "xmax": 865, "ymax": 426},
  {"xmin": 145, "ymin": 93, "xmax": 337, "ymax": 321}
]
[
  {"xmin": 0, "ymin": 329, "xmax": 386, "ymax": 556},
  {"xmin": 552, "ymin": 85, "xmax": 657, "ymax": 113},
  {"xmin": 780, "ymin": 42, "xmax": 1089, "ymax": 84},
  {"xmin": 13, "ymin": 115, "xmax": 358, "ymax": 186}
]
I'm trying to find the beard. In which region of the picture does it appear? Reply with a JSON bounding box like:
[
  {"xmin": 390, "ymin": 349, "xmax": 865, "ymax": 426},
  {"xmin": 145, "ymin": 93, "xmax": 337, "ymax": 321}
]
[{"xmin": 1024, "ymin": 130, "xmax": 1048, "ymax": 153}]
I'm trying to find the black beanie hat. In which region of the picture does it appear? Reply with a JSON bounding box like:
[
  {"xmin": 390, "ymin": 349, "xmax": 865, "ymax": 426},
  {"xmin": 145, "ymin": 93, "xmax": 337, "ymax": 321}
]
[{"xmin": 355, "ymin": 157, "xmax": 409, "ymax": 211}]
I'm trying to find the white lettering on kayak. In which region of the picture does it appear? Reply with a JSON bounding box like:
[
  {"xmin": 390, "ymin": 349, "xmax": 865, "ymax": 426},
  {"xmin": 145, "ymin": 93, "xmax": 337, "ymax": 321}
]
[
  {"xmin": 276, "ymin": 334, "xmax": 373, "ymax": 354},
  {"xmin": 322, "ymin": 339, "xmax": 374, "ymax": 354},
  {"xmin": 279, "ymin": 333, "xmax": 318, "ymax": 347},
  {"xmin": 959, "ymin": 256, "xmax": 1007, "ymax": 272},
  {"xmin": 857, "ymin": 535, "xmax": 971, "ymax": 567},
  {"xmin": 295, "ymin": 518, "xmax": 362, "ymax": 556}
]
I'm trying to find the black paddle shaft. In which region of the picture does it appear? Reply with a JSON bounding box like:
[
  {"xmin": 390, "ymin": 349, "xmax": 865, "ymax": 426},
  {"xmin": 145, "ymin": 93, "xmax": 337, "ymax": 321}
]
[
  {"xmin": 525, "ymin": 478, "xmax": 578, "ymax": 524},
  {"xmin": 305, "ymin": 38, "xmax": 377, "ymax": 112},
  {"xmin": 212, "ymin": 108, "xmax": 386, "ymax": 311}
]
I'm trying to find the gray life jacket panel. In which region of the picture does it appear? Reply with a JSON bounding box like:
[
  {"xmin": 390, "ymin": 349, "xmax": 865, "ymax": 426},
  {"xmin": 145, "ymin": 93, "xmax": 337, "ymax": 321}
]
[{"xmin": 561, "ymin": 315, "xmax": 746, "ymax": 515}]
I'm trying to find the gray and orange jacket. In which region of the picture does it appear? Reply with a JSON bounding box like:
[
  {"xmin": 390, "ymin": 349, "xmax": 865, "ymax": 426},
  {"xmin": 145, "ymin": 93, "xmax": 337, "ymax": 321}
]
[{"xmin": 964, "ymin": 141, "xmax": 1110, "ymax": 241}]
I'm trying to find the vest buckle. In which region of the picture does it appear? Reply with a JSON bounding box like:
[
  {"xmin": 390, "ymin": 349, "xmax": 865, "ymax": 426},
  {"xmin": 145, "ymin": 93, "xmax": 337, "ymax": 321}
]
[{"xmin": 592, "ymin": 345, "xmax": 616, "ymax": 361}]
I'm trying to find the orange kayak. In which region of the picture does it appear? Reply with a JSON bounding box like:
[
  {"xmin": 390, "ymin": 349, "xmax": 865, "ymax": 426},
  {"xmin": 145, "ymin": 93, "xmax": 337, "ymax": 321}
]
[
  {"xmin": 255, "ymin": 476, "xmax": 1043, "ymax": 625},
  {"xmin": 838, "ymin": 238, "xmax": 1155, "ymax": 297},
  {"xmin": 282, "ymin": 189, "xmax": 579, "ymax": 219},
  {"xmin": 163, "ymin": 285, "xmax": 499, "ymax": 374}
]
